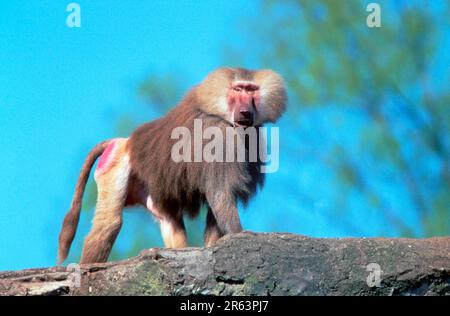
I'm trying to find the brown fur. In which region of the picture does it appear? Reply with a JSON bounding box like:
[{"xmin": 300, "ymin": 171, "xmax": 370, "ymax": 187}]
[{"xmin": 57, "ymin": 67, "xmax": 287, "ymax": 264}]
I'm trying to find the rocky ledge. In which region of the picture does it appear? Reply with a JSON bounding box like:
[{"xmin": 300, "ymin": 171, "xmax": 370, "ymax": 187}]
[{"xmin": 0, "ymin": 232, "xmax": 449, "ymax": 296}]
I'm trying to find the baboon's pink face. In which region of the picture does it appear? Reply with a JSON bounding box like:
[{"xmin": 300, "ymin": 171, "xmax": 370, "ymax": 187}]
[{"xmin": 227, "ymin": 82, "xmax": 261, "ymax": 127}]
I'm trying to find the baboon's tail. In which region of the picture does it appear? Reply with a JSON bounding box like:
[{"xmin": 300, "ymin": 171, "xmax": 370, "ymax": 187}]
[{"xmin": 57, "ymin": 140, "xmax": 110, "ymax": 264}]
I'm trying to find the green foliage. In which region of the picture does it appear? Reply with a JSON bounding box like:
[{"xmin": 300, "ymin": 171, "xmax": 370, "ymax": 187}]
[{"xmin": 252, "ymin": 0, "xmax": 449, "ymax": 236}]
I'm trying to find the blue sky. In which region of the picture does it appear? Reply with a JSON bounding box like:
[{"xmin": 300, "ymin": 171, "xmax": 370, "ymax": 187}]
[
  {"xmin": 0, "ymin": 1, "xmax": 447, "ymax": 270},
  {"xmin": 0, "ymin": 0, "xmax": 263, "ymax": 270}
]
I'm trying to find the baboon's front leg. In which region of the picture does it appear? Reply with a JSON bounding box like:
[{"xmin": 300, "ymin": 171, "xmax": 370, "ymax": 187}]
[
  {"xmin": 204, "ymin": 208, "xmax": 224, "ymax": 247},
  {"xmin": 205, "ymin": 190, "xmax": 242, "ymax": 236}
]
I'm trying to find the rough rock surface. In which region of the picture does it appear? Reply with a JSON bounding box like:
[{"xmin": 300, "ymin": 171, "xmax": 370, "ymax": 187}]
[{"xmin": 1, "ymin": 232, "xmax": 449, "ymax": 296}]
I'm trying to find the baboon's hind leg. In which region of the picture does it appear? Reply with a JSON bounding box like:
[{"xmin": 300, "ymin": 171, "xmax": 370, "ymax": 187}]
[
  {"xmin": 80, "ymin": 138, "xmax": 130, "ymax": 264},
  {"xmin": 160, "ymin": 215, "xmax": 187, "ymax": 248},
  {"xmin": 145, "ymin": 196, "xmax": 187, "ymax": 248}
]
